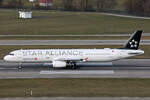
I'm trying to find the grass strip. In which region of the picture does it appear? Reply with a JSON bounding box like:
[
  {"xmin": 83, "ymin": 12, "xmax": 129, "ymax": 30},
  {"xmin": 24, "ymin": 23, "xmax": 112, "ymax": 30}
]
[
  {"xmin": 1, "ymin": 9, "xmax": 150, "ymax": 35},
  {"xmin": 0, "ymin": 78, "xmax": 150, "ymax": 97}
]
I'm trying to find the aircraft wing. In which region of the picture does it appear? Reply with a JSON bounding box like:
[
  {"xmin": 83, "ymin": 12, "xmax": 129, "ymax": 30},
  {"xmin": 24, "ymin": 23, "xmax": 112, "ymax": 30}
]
[{"xmin": 52, "ymin": 57, "xmax": 87, "ymax": 62}]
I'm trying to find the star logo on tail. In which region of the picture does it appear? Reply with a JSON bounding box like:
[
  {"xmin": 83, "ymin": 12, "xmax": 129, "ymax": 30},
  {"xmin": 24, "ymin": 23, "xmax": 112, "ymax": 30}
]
[{"xmin": 129, "ymin": 39, "xmax": 138, "ymax": 48}]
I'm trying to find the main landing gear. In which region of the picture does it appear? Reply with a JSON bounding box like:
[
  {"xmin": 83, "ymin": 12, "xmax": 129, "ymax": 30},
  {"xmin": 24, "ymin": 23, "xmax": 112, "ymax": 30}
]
[{"xmin": 66, "ymin": 61, "xmax": 79, "ymax": 69}]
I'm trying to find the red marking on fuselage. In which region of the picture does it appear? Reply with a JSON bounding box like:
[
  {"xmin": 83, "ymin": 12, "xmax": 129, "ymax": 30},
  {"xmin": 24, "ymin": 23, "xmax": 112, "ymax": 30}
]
[
  {"xmin": 34, "ymin": 58, "xmax": 38, "ymax": 60},
  {"xmin": 85, "ymin": 57, "xmax": 88, "ymax": 61}
]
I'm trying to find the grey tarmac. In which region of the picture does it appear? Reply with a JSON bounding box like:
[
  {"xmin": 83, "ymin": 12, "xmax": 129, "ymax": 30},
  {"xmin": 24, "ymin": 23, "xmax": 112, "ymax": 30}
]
[
  {"xmin": 0, "ymin": 40, "xmax": 149, "ymax": 45},
  {"xmin": 0, "ymin": 59, "xmax": 150, "ymax": 78},
  {"xmin": 0, "ymin": 97, "xmax": 150, "ymax": 100},
  {"xmin": 1, "ymin": 70, "xmax": 150, "ymax": 79}
]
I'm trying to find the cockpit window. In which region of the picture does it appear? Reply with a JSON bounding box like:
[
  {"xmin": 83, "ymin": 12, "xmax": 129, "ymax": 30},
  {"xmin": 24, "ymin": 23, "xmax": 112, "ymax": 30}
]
[{"xmin": 8, "ymin": 53, "xmax": 14, "ymax": 56}]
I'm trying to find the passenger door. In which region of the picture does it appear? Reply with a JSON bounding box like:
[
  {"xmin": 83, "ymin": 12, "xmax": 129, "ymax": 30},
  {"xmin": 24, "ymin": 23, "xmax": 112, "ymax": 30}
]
[{"xmin": 17, "ymin": 50, "xmax": 22, "ymax": 61}]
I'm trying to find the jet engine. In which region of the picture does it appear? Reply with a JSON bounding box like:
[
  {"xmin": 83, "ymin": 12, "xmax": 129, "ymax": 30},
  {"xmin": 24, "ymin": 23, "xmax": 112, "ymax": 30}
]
[{"xmin": 52, "ymin": 61, "xmax": 67, "ymax": 68}]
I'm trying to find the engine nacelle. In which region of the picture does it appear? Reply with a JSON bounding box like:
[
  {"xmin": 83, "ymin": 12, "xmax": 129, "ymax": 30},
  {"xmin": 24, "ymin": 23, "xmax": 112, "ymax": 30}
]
[{"xmin": 52, "ymin": 61, "xmax": 67, "ymax": 68}]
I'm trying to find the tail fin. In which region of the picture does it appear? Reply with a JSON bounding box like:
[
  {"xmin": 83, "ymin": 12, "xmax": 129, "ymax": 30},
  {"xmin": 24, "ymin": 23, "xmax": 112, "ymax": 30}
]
[{"xmin": 123, "ymin": 30, "xmax": 143, "ymax": 50}]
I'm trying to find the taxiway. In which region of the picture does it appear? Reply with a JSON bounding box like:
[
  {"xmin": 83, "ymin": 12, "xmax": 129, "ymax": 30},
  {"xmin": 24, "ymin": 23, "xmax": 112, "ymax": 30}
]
[
  {"xmin": 0, "ymin": 59, "xmax": 150, "ymax": 79},
  {"xmin": 0, "ymin": 40, "xmax": 149, "ymax": 45},
  {"xmin": 0, "ymin": 33, "xmax": 150, "ymax": 37}
]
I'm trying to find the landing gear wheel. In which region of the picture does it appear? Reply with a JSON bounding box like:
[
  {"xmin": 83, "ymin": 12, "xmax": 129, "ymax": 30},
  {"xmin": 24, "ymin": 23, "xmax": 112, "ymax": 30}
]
[
  {"xmin": 18, "ymin": 63, "xmax": 22, "ymax": 69},
  {"xmin": 18, "ymin": 66, "xmax": 22, "ymax": 69},
  {"xmin": 66, "ymin": 62, "xmax": 79, "ymax": 69}
]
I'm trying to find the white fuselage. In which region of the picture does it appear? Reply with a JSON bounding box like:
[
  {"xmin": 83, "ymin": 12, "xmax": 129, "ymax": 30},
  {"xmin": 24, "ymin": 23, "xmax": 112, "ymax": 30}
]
[{"xmin": 4, "ymin": 48, "xmax": 144, "ymax": 63}]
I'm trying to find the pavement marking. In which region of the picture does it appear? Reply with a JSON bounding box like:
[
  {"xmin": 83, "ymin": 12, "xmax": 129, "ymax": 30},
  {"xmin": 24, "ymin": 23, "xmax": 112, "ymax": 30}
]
[
  {"xmin": 101, "ymin": 12, "xmax": 150, "ymax": 19},
  {"xmin": 40, "ymin": 70, "xmax": 114, "ymax": 75},
  {"xmin": 0, "ymin": 68, "xmax": 18, "ymax": 70}
]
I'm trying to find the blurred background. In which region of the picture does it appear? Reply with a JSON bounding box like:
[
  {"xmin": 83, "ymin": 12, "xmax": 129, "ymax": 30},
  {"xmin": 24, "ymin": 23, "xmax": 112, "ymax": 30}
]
[{"xmin": 0, "ymin": 0, "xmax": 150, "ymax": 16}]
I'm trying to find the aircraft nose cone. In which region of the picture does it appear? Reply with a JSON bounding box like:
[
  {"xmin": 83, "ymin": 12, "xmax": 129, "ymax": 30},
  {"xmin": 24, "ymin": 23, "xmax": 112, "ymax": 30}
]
[{"xmin": 4, "ymin": 56, "xmax": 9, "ymax": 61}]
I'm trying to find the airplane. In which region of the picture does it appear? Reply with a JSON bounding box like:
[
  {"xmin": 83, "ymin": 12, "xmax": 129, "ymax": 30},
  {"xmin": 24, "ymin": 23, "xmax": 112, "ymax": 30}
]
[{"xmin": 4, "ymin": 30, "xmax": 144, "ymax": 69}]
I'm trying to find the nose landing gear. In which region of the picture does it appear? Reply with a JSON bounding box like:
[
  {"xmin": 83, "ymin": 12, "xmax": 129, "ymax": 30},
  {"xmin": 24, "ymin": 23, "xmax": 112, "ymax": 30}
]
[{"xmin": 17, "ymin": 62, "xmax": 22, "ymax": 69}]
